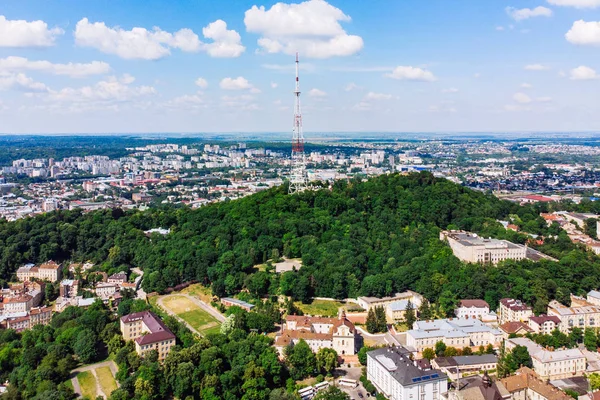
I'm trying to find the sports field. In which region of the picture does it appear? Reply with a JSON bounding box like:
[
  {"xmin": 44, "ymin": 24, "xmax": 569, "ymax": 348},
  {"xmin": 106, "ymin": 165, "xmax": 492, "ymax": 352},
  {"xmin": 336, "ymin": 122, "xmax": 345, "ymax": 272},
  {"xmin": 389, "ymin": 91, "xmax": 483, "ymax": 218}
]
[{"xmin": 161, "ymin": 295, "xmax": 221, "ymax": 335}]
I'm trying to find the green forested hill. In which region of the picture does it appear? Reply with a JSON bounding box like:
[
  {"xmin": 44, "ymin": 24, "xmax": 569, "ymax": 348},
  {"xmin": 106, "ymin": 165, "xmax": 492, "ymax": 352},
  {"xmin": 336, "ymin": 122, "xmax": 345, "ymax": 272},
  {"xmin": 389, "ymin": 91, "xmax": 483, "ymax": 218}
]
[{"xmin": 1, "ymin": 172, "xmax": 597, "ymax": 313}]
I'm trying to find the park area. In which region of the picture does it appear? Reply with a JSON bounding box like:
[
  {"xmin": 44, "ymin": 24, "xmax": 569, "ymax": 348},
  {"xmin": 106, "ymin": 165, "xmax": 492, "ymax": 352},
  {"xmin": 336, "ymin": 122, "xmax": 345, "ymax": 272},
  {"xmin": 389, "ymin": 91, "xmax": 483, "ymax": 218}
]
[
  {"xmin": 159, "ymin": 294, "xmax": 222, "ymax": 335},
  {"xmin": 71, "ymin": 362, "xmax": 118, "ymax": 399}
]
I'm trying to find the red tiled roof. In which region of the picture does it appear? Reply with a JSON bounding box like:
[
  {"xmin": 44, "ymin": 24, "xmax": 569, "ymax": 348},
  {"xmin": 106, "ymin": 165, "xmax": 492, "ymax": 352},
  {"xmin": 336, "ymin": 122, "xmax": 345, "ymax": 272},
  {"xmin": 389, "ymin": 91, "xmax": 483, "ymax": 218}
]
[
  {"xmin": 500, "ymin": 321, "xmax": 533, "ymax": 334},
  {"xmin": 529, "ymin": 315, "xmax": 561, "ymax": 325}
]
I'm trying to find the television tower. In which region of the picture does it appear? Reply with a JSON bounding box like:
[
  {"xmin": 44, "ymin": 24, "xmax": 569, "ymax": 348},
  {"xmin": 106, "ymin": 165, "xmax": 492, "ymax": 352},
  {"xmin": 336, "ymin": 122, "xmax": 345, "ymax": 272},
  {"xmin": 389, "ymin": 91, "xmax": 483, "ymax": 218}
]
[{"xmin": 289, "ymin": 52, "xmax": 308, "ymax": 194}]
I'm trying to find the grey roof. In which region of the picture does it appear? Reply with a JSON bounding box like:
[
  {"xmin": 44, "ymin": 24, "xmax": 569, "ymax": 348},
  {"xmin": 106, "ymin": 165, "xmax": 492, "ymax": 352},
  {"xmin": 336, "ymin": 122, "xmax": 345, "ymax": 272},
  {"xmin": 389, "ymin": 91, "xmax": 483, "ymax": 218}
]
[
  {"xmin": 367, "ymin": 347, "xmax": 447, "ymax": 387},
  {"xmin": 453, "ymin": 354, "xmax": 498, "ymax": 366},
  {"xmin": 589, "ymin": 290, "xmax": 600, "ymax": 300}
]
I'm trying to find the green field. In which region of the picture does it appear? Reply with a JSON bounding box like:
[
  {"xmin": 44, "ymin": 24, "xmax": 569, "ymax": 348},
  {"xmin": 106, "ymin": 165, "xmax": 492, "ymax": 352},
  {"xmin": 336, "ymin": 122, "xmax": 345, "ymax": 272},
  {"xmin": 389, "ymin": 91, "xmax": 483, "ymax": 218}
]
[
  {"xmin": 77, "ymin": 371, "xmax": 97, "ymax": 399},
  {"xmin": 64, "ymin": 379, "xmax": 73, "ymax": 390},
  {"xmin": 161, "ymin": 295, "xmax": 221, "ymax": 335},
  {"xmin": 96, "ymin": 366, "xmax": 118, "ymax": 396},
  {"xmin": 295, "ymin": 300, "xmax": 344, "ymax": 317}
]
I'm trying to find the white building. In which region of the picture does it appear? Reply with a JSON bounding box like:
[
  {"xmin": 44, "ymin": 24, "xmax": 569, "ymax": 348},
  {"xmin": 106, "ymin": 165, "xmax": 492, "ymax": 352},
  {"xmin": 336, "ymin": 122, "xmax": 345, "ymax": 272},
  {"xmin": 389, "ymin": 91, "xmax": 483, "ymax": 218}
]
[
  {"xmin": 454, "ymin": 300, "xmax": 490, "ymax": 320},
  {"xmin": 499, "ymin": 298, "xmax": 533, "ymax": 325},
  {"xmin": 440, "ymin": 230, "xmax": 527, "ymax": 264},
  {"xmin": 528, "ymin": 315, "xmax": 561, "ymax": 335},
  {"xmin": 506, "ymin": 338, "xmax": 586, "ymax": 380},
  {"xmin": 274, "ymin": 312, "xmax": 357, "ymax": 356},
  {"xmin": 367, "ymin": 346, "xmax": 448, "ymax": 400},
  {"xmin": 357, "ymin": 290, "xmax": 423, "ymax": 312},
  {"xmin": 406, "ymin": 318, "xmax": 504, "ymax": 352}
]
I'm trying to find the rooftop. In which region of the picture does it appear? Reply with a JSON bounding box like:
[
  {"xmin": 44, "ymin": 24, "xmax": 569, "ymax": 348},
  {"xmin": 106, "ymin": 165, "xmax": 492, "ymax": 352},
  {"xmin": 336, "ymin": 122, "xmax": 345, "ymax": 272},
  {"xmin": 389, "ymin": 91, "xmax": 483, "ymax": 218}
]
[
  {"xmin": 367, "ymin": 347, "xmax": 447, "ymax": 386},
  {"xmin": 121, "ymin": 311, "xmax": 176, "ymax": 345}
]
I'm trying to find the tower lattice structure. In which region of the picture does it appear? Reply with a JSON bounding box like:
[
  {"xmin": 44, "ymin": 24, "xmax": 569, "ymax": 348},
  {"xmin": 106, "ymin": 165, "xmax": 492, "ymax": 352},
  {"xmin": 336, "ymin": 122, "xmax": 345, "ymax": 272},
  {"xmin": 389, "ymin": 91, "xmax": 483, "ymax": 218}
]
[{"xmin": 289, "ymin": 52, "xmax": 308, "ymax": 194}]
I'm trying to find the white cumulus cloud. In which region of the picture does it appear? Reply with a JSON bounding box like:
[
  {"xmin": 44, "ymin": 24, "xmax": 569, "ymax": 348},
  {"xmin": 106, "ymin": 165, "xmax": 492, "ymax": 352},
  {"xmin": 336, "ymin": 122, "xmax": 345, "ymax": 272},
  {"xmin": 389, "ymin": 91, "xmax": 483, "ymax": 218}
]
[
  {"xmin": 365, "ymin": 92, "xmax": 393, "ymax": 100},
  {"xmin": 202, "ymin": 19, "xmax": 245, "ymax": 58},
  {"xmin": 442, "ymin": 87, "xmax": 459, "ymax": 93},
  {"xmin": 0, "ymin": 56, "xmax": 110, "ymax": 78},
  {"xmin": 47, "ymin": 75, "xmax": 156, "ymax": 103},
  {"xmin": 506, "ymin": 6, "xmax": 552, "ymax": 21},
  {"xmin": 0, "ymin": 15, "xmax": 64, "ymax": 47},
  {"xmin": 521, "ymin": 83, "xmax": 533, "ymax": 89},
  {"xmin": 220, "ymin": 76, "xmax": 259, "ymax": 92},
  {"xmin": 0, "ymin": 72, "xmax": 49, "ymax": 92},
  {"xmin": 548, "ymin": 0, "xmax": 600, "ymax": 8},
  {"xmin": 566, "ymin": 20, "xmax": 600, "ymax": 45},
  {"xmin": 524, "ymin": 64, "xmax": 550, "ymax": 71},
  {"xmin": 513, "ymin": 92, "xmax": 532, "ymax": 103},
  {"xmin": 75, "ymin": 18, "xmax": 244, "ymax": 60},
  {"xmin": 244, "ymin": 0, "xmax": 363, "ymax": 58},
  {"xmin": 344, "ymin": 82, "xmax": 359, "ymax": 91},
  {"xmin": 195, "ymin": 77, "xmax": 208, "ymax": 89},
  {"xmin": 308, "ymin": 88, "xmax": 327, "ymax": 97},
  {"xmin": 385, "ymin": 66, "xmax": 436, "ymax": 82},
  {"xmin": 570, "ymin": 65, "xmax": 599, "ymax": 80}
]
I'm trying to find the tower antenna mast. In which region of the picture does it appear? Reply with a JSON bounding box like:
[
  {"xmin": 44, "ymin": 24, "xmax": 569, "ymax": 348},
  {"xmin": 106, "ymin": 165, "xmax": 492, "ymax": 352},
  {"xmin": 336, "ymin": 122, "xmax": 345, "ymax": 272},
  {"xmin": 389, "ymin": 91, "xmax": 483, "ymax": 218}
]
[{"xmin": 289, "ymin": 52, "xmax": 308, "ymax": 194}]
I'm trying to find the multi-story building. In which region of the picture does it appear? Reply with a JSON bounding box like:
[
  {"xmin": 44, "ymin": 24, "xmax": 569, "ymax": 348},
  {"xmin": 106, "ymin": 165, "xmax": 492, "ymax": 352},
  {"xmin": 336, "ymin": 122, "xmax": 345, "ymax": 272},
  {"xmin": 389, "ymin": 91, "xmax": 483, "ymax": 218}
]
[
  {"xmin": 357, "ymin": 290, "xmax": 424, "ymax": 312},
  {"xmin": 17, "ymin": 261, "xmax": 62, "ymax": 282},
  {"xmin": 367, "ymin": 346, "xmax": 448, "ymax": 400},
  {"xmin": 16, "ymin": 264, "xmax": 38, "ymax": 281},
  {"xmin": 588, "ymin": 290, "xmax": 600, "ymax": 306},
  {"xmin": 275, "ymin": 312, "xmax": 357, "ymax": 356},
  {"xmin": 406, "ymin": 318, "xmax": 504, "ymax": 352},
  {"xmin": 506, "ymin": 338, "xmax": 586, "ymax": 380},
  {"xmin": 431, "ymin": 355, "xmax": 497, "ymax": 379},
  {"xmin": 96, "ymin": 283, "xmax": 118, "ymax": 299},
  {"xmin": 440, "ymin": 230, "xmax": 527, "ymax": 264},
  {"xmin": 59, "ymin": 279, "xmax": 79, "ymax": 298},
  {"xmin": 547, "ymin": 296, "xmax": 600, "ymax": 333},
  {"xmin": 454, "ymin": 300, "xmax": 490, "ymax": 320},
  {"xmin": 3, "ymin": 294, "xmax": 33, "ymax": 313},
  {"xmin": 29, "ymin": 306, "xmax": 52, "ymax": 327},
  {"xmin": 528, "ymin": 315, "xmax": 561, "ymax": 335},
  {"xmin": 501, "ymin": 367, "xmax": 573, "ymax": 400},
  {"xmin": 120, "ymin": 311, "xmax": 176, "ymax": 361},
  {"xmin": 37, "ymin": 261, "xmax": 63, "ymax": 282},
  {"xmin": 499, "ymin": 298, "xmax": 533, "ymax": 325},
  {"xmin": 108, "ymin": 272, "xmax": 128, "ymax": 285}
]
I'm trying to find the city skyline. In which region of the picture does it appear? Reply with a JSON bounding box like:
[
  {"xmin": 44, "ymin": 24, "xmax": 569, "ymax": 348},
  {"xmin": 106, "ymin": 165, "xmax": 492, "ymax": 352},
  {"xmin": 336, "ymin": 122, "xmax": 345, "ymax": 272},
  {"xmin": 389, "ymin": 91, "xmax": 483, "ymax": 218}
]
[{"xmin": 1, "ymin": 0, "xmax": 600, "ymax": 134}]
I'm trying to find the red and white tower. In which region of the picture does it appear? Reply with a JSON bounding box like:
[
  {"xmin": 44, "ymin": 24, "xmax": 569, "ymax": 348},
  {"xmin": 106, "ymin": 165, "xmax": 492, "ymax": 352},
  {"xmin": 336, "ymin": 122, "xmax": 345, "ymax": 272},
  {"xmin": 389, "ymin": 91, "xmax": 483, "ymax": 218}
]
[{"xmin": 289, "ymin": 52, "xmax": 308, "ymax": 194}]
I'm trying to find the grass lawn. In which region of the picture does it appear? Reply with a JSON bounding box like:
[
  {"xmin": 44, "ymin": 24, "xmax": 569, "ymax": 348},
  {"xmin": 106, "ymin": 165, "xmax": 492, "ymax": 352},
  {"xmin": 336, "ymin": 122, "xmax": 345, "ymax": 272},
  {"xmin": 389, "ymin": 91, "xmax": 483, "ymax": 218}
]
[
  {"xmin": 96, "ymin": 366, "xmax": 118, "ymax": 396},
  {"xmin": 180, "ymin": 283, "xmax": 213, "ymax": 303},
  {"xmin": 295, "ymin": 299, "xmax": 344, "ymax": 317},
  {"xmin": 161, "ymin": 295, "xmax": 221, "ymax": 335},
  {"xmin": 63, "ymin": 379, "xmax": 73, "ymax": 390},
  {"xmin": 77, "ymin": 371, "xmax": 97, "ymax": 399}
]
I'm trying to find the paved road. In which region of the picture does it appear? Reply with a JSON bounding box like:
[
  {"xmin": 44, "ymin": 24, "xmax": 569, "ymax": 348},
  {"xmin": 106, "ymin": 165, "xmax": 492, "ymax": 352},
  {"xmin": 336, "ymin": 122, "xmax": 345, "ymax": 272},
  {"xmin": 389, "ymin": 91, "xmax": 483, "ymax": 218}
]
[
  {"xmin": 70, "ymin": 360, "xmax": 118, "ymax": 399},
  {"xmin": 156, "ymin": 293, "xmax": 226, "ymax": 336}
]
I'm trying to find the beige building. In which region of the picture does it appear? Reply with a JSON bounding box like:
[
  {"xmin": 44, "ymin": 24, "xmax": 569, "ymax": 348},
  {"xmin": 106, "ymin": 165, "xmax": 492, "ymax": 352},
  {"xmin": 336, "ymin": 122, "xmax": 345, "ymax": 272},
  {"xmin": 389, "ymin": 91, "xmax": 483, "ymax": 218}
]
[
  {"xmin": 528, "ymin": 315, "xmax": 561, "ymax": 335},
  {"xmin": 547, "ymin": 296, "xmax": 600, "ymax": 333},
  {"xmin": 406, "ymin": 318, "xmax": 504, "ymax": 352},
  {"xmin": 440, "ymin": 230, "xmax": 527, "ymax": 264},
  {"xmin": 357, "ymin": 290, "xmax": 423, "ymax": 312},
  {"xmin": 506, "ymin": 338, "xmax": 586, "ymax": 380},
  {"xmin": 3, "ymin": 294, "xmax": 33, "ymax": 313},
  {"xmin": 499, "ymin": 298, "xmax": 533, "ymax": 325},
  {"xmin": 16, "ymin": 261, "xmax": 62, "ymax": 282},
  {"xmin": 501, "ymin": 367, "xmax": 573, "ymax": 400},
  {"xmin": 120, "ymin": 311, "xmax": 176, "ymax": 361},
  {"xmin": 275, "ymin": 312, "xmax": 357, "ymax": 356},
  {"xmin": 95, "ymin": 283, "xmax": 118, "ymax": 299}
]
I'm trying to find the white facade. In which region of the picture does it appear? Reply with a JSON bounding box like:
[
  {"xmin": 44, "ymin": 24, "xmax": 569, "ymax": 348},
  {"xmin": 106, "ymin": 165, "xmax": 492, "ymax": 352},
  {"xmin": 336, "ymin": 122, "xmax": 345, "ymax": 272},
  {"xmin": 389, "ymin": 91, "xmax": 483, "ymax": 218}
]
[
  {"xmin": 407, "ymin": 318, "xmax": 504, "ymax": 352},
  {"xmin": 499, "ymin": 298, "xmax": 533, "ymax": 325},
  {"xmin": 454, "ymin": 300, "xmax": 490, "ymax": 320},
  {"xmin": 440, "ymin": 231, "xmax": 527, "ymax": 264},
  {"xmin": 367, "ymin": 347, "xmax": 448, "ymax": 400}
]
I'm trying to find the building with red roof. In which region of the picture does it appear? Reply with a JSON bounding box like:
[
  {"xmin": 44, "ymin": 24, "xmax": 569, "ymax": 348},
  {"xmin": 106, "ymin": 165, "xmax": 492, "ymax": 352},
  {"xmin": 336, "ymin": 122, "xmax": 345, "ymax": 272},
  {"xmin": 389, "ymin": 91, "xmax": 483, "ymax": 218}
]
[{"xmin": 120, "ymin": 311, "xmax": 175, "ymax": 360}]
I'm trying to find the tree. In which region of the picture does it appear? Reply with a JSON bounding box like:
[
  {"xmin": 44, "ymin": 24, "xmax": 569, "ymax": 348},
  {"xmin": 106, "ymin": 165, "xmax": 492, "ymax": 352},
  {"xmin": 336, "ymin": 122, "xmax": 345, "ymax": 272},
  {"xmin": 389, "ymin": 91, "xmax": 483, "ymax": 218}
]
[
  {"xmin": 285, "ymin": 340, "xmax": 316, "ymax": 380},
  {"xmin": 585, "ymin": 218, "xmax": 598, "ymax": 239},
  {"xmin": 584, "ymin": 328, "xmax": 598, "ymax": 351},
  {"xmin": 462, "ymin": 347, "xmax": 473, "ymax": 356},
  {"xmin": 435, "ymin": 341, "xmax": 447, "ymax": 357},
  {"xmin": 569, "ymin": 327, "xmax": 583, "ymax": 347},
  {"xmin": 316, "ymin": 348, "xmax": 338, "ymax": 375},
  {"xmin": 485, "ymin": 344, "xmax": 495, "ymax": 354},
  {"xmin": 509, "ymin": 345, "xmax": 533, "ymax": 372},
  {"xmin": 404, "ymin": 300, "xmax": 416, "ymax": 328},
  {"xmin": 313, "ymin": 386, "xmax": 349, "ymax": 400},
  {"xmin": 418, "ymin": 300, "xmax": 432, "ymax": 321},
  {"xmin": 73, "ymin": 329, "xmax": 98, "ymax": 364},
  {"xmin": 422, "ymin": 348, "xmax": 435, "ymax": 360},
  {"xmin": 366, "ymin": 308, "xmax": 378, "ymax": 334},
  {"xmin": 444, "ymin": 347, "xmax": 458, "ymax": 357},
  {"xmin": 589, "ymin": 372, "xmax": 600, "ymax": 390}
]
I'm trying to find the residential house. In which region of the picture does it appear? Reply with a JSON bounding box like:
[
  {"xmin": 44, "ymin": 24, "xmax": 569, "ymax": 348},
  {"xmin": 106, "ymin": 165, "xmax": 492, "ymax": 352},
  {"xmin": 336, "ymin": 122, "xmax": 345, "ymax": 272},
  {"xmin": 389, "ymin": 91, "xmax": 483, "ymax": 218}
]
[
  {"xmin": 528, "ymin": 315, "xmax": 561, "ymax": 335},
  {"xmin": 455, "ymin": 300, "xmax": 490, "ymax": 320},
  {"xmin": 499, "ymin": 298, "xmax": 533, "ymax": 325}
]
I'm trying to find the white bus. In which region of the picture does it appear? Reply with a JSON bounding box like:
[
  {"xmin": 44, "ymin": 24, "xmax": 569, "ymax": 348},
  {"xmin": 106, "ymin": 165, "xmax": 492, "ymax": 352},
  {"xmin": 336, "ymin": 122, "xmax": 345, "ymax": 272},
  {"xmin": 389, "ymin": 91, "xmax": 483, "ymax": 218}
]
[
  {"xmin": 338, "ymin": 378, "xmax": 358, "ymax": 388},
  {"xmin": 314, "ymin": 381, "xmax": 330, "ymax": 391},
  {"xmin": 298, "ymin": 386, "xmax": 314, "ymax": 400}
]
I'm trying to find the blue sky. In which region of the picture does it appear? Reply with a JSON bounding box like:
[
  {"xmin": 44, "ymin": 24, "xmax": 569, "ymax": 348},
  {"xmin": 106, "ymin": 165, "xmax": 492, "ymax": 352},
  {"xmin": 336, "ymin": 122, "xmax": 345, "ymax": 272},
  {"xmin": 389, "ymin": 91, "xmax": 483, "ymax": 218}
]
[{"xmin": 1, "ymin": 0, "xmax": 600, "ymax": 134}]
